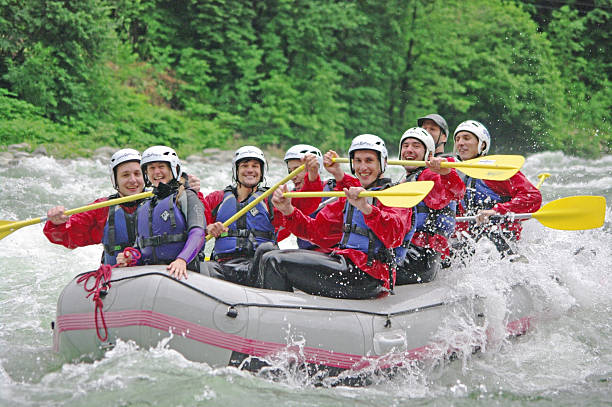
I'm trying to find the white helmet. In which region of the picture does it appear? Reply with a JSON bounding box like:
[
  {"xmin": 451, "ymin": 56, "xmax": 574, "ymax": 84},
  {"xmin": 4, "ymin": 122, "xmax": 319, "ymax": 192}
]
[
  {"xmin": 453, "ymin": 120, "xmax": 491, "ymax": 156},
  {"xmin": 284, "ymin": 144, "xmax": 324, "ymax": 174},
  {"xmin": 109, "ymin": 148, "xmax": 141, "ymax": 189},
  {"xmin": 141, "ymin": 145, "xmax": 182, "ymax": 185},
  {"xmin": 232, "ymin": 145, "xmax": 267, "ymax": 183},
  {"xmin": 398, "ymin": 127, "xmax": 435, "ymax": 160},
  {"xmin": 348, "ymin": 134, "xmax": 388, "ymax": 174}
]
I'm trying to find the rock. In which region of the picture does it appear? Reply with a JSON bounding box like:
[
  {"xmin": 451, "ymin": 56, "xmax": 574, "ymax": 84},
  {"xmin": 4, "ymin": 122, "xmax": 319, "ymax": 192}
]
[
  {"xmin": 8, "ymin": 142, "xmax": 31, "ymax": 152},
  {"xmin": 185, "ymin": 154, "xmax": 206, "ymax": 163},
  {"xmin": 12, "ymin": 151, "xmax": 31, "ymax": 159},
  {"xmin": 202, "ymin": 148, "xmax": 222, "ymax": 156},
  {"xmin": 33, "ymin": 145, "xmax": 48, "ymax": 156},
  {"xmin": 0, "ymin": 152, "xmax": 13, "ymax": 167},
  {"xmin": 93, "ymin": 146, "xmax": 116, "ymax": 158}
]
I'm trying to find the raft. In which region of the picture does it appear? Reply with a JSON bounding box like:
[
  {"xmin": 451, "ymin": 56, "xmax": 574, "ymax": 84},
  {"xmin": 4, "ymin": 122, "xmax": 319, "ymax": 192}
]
[{"xmin": 53, "ymin": 265, "xmax": 534, "ymax": 378}]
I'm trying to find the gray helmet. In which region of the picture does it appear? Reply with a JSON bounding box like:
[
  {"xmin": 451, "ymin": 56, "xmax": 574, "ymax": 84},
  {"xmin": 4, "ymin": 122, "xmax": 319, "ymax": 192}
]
[{"xmin": 417, "ymin": 114, "xmax": 449, "ymax": 137}]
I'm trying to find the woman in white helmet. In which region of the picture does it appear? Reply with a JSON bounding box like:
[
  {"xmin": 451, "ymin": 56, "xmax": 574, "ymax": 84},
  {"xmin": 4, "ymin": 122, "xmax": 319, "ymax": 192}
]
[
  {"xmin": 451, "ymin": 120, "xmax": 541, "ymax": 258},
  {"xmin": 200, "ymin": 146, "xmax": 298, "ymax": 287},
  {"xmin": 258, "ymin": 134, "xmax": 412, "ymax": 299},
  {"xmin": 43, "ymin": 148, "xmax": 146, "ymax": 265},
  {"xmin": 116, "ymin": 146, "xmax": 207, "ymax": 280},
  {"xmin": 394, "ymin": 127, "xmax": 465, "ymax": 284}
]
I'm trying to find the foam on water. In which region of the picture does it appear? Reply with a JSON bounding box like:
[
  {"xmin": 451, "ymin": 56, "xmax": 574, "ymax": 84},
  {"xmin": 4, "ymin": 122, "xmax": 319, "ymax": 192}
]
[{"xmin": 0, "ymin": 152, "xmax": 610, "ymax": 406}]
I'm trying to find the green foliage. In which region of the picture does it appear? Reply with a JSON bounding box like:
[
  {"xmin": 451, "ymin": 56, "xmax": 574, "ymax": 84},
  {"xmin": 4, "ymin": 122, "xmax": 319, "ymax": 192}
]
[{"xmin": 0, "ymin": 0, "xmax": 609, "ymax": 158}]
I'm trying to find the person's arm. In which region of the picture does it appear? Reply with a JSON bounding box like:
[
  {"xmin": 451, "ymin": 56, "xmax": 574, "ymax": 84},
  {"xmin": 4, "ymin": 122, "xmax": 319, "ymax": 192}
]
[
  {"xmin": 420, "ymin": 169, "xmax": 465, "ymax": 210},
  {"xmin": 43, "ymin": 198, "xmax": 109, "ymax": 248},
  {"xmin": 488, "ymin": 172, "xmax": 542, "ymax": 215},
  {"xmin": 169, "ymin": 190, "xmax": 207, "ymax": 279},
  {"xmin": 363, "ymin": 204, "xmax": 412, "ymax": 249}
]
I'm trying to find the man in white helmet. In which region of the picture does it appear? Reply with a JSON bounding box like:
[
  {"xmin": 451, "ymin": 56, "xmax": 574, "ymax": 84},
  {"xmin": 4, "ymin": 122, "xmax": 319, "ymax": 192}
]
[
  {"xmin": 450, "ymin": 120, "xmax": 541, "ymax": 258},
  {"xmin": 277, "ymin": 144, "xmax": 335, "ymax": 250},
  {"xmin": 394, "ymin": 127, "xmax": 465, "ymax": 284},
  {"xmin": 200, "ymin": 146, "xmax": 311, "ymax": 286},
  {"xmin": 258, "ymin": 134, "xmax": 412, "ymax": 299},
  {"xmin": 44, "ymin": 148, "xmax": 146, "ymax": 265},
  {"xmin": 116, "ymin": 146, "xmax": 207, "ymax": 280}
]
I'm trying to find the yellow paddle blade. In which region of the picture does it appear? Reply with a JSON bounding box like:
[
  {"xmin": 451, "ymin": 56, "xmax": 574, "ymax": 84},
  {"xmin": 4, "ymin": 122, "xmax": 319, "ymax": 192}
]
[
  {"xmin": 284, "ymin": 181, "xmax": 434, "ymax": 208},
  {"xmin": 0, "ymin": 220, "xmax": 19, "ymax": 240},
  {"xmin": 334, "ymin": 155, "xmax": 524, "ymax": 181},
  {"xmin": 533, "ymin": 195, "xmax": 606, "ymax": 230}
]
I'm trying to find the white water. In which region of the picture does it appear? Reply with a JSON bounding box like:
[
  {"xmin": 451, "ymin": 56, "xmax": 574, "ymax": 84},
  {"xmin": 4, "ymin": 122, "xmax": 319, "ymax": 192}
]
[{"xmin": 0, "ymin": 151, "xmax": 610, "ymax": 406}]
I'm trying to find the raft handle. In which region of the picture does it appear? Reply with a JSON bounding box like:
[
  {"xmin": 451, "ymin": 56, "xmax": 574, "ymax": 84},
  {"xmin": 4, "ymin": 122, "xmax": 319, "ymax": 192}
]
[{"xmin": 226, "ymin": 306, "xmax": 238, "ymax": 318}]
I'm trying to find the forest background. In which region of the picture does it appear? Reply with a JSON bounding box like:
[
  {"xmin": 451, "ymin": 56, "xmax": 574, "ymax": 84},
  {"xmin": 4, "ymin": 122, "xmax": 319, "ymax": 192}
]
[{"xmin": 0, "ymin": 0, "xmax": 610, "ymax": 158}]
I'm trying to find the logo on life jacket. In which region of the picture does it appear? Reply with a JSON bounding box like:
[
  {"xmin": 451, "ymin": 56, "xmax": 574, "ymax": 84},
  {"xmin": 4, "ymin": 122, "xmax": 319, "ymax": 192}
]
[{"xmin": 160, "ymin": 210, "xmax": 170, "ymax": 221}]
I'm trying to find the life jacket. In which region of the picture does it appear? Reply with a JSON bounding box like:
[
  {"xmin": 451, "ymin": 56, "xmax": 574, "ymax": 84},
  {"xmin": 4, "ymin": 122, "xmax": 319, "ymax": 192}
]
[
  {"xmin": 338, "ymin": 178, "xmax": 395, "ymax": 267},
  {"xmin": 460, "ymin": 173, "xmax": 510, "ymax": 215},
  {"xmin": 406, "ymin": 168, "xmax": 456, "ymax": 237},
  {"xmin": 296, "ymin": 178, "xmax": 337, "ymax": 250},
  {"xmin": 101, "ymin": 195, "xmax": 137, "ymax": 265},
  {"xmin": 211, "ymin": 186, "xmax": 276, "ymax": 260},
  {"xmin": 136, "ymin": 192, "xmax": 188, "ymax": 264}
]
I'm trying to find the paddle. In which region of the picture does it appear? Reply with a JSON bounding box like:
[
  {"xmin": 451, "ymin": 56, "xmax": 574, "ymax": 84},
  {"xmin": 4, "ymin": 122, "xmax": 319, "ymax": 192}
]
[
  {"xmin": 333, "ymin": 154, "xmax": 524, "ymax": 181},
  {"xmin": 455, "ymin": 196, "xmax": 606, "ymax": 230},
  {"xmin": 205, "ymin": 165, "xmax": 306, "ymax": 241},
  {"xmin": 0, "ymin": 191, "xmax": 154, "ymax": 241},
  {"xmin": 535, "ymin": 172, "xmax": 551, "ymax": 189},
  {"xmin": 283, "ymin": 181, "xmax": 434, "ymax": 208}
]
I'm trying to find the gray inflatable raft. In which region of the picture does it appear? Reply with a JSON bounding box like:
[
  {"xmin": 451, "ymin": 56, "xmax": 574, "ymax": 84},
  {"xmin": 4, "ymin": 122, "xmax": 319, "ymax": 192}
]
[{"xmin": 54, "ymin": 265, "xmax": 534, "ymax": 375}]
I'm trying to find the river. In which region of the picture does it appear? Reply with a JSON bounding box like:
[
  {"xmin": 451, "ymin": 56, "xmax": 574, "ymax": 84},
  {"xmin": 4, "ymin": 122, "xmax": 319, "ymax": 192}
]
[{"xmin": 0, "ymin": 151, "xmax": 610, "ymax": 406}]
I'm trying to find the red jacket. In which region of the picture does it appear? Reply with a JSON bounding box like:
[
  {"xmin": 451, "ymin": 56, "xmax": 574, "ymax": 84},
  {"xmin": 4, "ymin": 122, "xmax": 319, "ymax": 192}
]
[
  {"xmin": 276, "ymin": 174, "xmax": 324, "ymax": 242},
  {"xmin": 43, "ymin": 197, "xmax": 139, "ymax": 248},
  {"xmin": 408, "ymin": 168, "xmax": 465, "ymax": 257},
  {"xmin": 452, "ymin": 161, "xmax": 542, "ymax": 239},
  {"xmin": 282, "ymin": 175, "xmax": 412, "ymax": 289}
]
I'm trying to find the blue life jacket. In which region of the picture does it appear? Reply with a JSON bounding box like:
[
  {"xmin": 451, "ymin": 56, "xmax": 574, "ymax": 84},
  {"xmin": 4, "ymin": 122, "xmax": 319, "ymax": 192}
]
[
  {"xmin": 338, "ymin": 178, "xmax": 395, "ymax": 267},
  {"xmin": 211, "ymin": 186, "xmax": 276, "ymax": 260},
  {"xmin": 296, "ymin": 178, "xmax": 337, "ymax": 250},
  {"xmin": 136, "ymin": 192, "xmax": 188, "ymax": 264},
  {"xmin": 101, "ymin": 197, "xmax": 137, "ymax": 265},
  {"xmin": 460, "ymin": 174, "xmax": 510, "ymax": 215},
  {"xmin": 393, "ymin": 169, "xmax": 456, "ymax": 263}
]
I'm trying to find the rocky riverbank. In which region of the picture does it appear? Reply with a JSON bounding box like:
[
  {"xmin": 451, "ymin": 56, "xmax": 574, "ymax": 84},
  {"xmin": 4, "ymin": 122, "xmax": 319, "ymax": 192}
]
[{"xmin": 0, "ymin": 143, "xmax": 280, "ymax": 167}]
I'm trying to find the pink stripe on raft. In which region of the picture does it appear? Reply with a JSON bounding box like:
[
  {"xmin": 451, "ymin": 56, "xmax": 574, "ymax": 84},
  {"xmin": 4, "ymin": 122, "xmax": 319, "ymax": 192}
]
[{"xmin": 56, "ymin": 311, "xmax": 532, "ymax": 369}]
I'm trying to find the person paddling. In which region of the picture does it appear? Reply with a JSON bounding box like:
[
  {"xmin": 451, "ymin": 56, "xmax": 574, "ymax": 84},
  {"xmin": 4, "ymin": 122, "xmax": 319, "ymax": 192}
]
[
  {"xmin": 200, "ymin": 146, "xmax": 299, "ymax": 287},
  {"xmin": 395, "ymin": 128, "xmax": 465, "ymax": 284},
  {"xmin": 277, "ymin": 144, "xmax": 337, "ymax": 251},
  {"xmin": 450, "ymin": 120, "xmax": 542, "ymax": 258},
  {"xmin": 44, "ymin": 149, "xmax": 146, "ymax": 265},
  {"xmin": 258, "ymin": 134, "xmax": 412, "ymax": 299},
  {"xmin": 116, "ymin": 146, "xmax": 207, "ymax": 280}
]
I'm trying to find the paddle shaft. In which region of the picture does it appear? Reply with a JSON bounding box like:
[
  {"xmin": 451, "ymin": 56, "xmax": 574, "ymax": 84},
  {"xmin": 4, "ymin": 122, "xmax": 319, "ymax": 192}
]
[
  {"xmin": 284, "ymin": 191, "xmax": 424, "ymax": 198},
  {"xmin": 333, "ymin": 157, "xmax": 518, "ymax": 170},
  {"xmin": 0, "ymin": 191, "xmax": 153, "ymax": 235},
  {"xmin": 456, "ymin": 214, "xmax": 532, "ymax": 222},
  {"xmin": 535, "ymin": 173, "xmax": 551, "ymax": 189},
  {"xmin": 205, "ymin": 165, "xmax": 305, "ymax": 241}
]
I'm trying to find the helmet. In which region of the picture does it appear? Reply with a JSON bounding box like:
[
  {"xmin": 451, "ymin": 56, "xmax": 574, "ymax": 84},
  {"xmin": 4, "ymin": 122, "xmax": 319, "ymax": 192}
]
[
  {"xmin": 232, "ymin": 145, "xmax": 267, "ymax": 183},
  {"xmin": 348, "ymin": 134, "xmax": 388, "ymax": 174},
  {"xmin": 417, "ymin": 113, "xmax": 449, "ymax": 137},
  {"xmin": 453, "ymin": 120, "xmax": 491, "ymax": 156},
  {"xmin": 398, "ymin": 127, "xmax": 435, "ymax": 160},
  {"xmin": 140, "ymin": 146, "xmax": 182, "ymax": 184},
  {"xmin": 284, "ymin": 144, "xmax": 324, "ymax": 174},
  {"xmin": 109, "ymin": 148, "xmax": 141, "ymax": 189}
]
